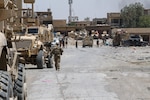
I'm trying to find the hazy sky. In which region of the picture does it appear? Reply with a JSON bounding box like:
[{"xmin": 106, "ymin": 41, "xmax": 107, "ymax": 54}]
[{"xmin": 23, "ymin": 0, "xmax": 150, "ymax": 21}]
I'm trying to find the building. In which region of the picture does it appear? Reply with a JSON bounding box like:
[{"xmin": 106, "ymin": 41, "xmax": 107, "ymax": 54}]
[
  {"xmin": 107, "ymin": 9, "xmax": 150, "ymax": 28},
  {"xmin": 53, "ymin": 19, "xmax": 76, "ymax": 35},
  {"xmin": 144, "ymin": 9, "xmax": 150, "ymax": 15},
  {"xmin": 107, "ymin": 13, "xmax": 122, "ymax": 28},
  {"xmin": 92, "ymin": 18, "xmax": 107, "ymax": 25},
  {"xmin": 36, "ymin": 9, "xmax": 53, "ymax": 26},
  {"xmin": 53, "ymin": 20, "xmax": 66, "ymax": 27},
  {"xmin": 71, "ymin": 21, "xmax": 91, "ymax": 27}
]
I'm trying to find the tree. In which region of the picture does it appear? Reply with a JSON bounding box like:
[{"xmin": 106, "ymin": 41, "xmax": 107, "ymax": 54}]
[
  {"xmin": 138, "ymin": 15, "xmax": 150, "ymax": 27},
  {"xmin": 120, "ymin": 2, "xmax": 144, "ymax": 28}
]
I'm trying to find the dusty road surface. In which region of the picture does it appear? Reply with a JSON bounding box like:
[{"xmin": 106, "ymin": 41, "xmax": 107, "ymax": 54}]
[{"xmin": 26, "ymin": 39, "xmax": 150, "ymax": 100}]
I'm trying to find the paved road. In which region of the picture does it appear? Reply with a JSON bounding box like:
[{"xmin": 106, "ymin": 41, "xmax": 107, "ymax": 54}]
[{"xmin": 26, "ymin": 41, "xmax": 150, "ymax": 100}]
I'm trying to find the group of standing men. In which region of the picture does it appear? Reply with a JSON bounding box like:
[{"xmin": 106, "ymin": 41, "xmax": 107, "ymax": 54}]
[{"xmin": 59, "ymin": 37, "xmax": 68, "ymax": 48}]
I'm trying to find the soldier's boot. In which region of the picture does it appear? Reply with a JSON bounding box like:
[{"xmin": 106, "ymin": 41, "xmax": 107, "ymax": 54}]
[
  {"xmin": 55, "ymin": 63, "xmax": 60, "ymax": 71},
  {"xmin": 55, "ymin": 63, "xmax": 58, "ymax": 70},
  {"xmin": 55, "ymin": 67, "xmax": 57, "ymax": 71},
  {"xmin": 57, "ymin": 62, "xmax": 60, "ymax": 71}
]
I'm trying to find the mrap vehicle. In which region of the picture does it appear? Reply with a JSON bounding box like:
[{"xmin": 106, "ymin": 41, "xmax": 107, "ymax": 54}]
[
  {"xmin": 82, "ymin": 36, "xmax": 93, "ymax": 47},
  {"xmin": 14, "ymin": 0, "xmax": 54, "ymax": 69},
  {"xmin": 14, "ymin": 25, "xmax": 54, "ymax": 69},
  {"xmin": 0, "ymin": 0, "xmax": 27, "ymax": 99}
]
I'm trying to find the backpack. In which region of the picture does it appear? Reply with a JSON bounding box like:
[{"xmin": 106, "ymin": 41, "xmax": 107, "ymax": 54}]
[{"xmin": 53, "ymin": 47, "xmax": 61, "ymax": 55}]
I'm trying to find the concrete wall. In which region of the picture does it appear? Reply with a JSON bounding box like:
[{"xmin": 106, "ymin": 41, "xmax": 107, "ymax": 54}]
[{"xmin": 53, "ymin": 20, "xmax": 66, "ymax": 27}]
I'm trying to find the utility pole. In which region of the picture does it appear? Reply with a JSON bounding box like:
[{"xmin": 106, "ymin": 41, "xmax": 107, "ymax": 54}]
[{"xmin": 68, "ymin": 0, "xmax": 73, "ymax": 24}]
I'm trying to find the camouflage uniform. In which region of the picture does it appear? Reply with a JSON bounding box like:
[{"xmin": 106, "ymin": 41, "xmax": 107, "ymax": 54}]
[
  {"xmin": 96, "ymin": 39, "xmax": 99, "ymax": 47},
  {"xmin": 51, "ymin": 45, "xmax": 63, "ymax": 71},
  {"xmin": 113, "ymin": 32, "xmax": 121, "ymax": 46}
]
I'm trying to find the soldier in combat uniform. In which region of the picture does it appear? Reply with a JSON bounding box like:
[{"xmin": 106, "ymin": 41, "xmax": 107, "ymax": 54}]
[{"xmin": 51, "ymin": 43, "xmax": 63, "ymax": 71}]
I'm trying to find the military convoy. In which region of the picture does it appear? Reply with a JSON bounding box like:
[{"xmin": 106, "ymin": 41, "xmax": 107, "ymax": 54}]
[{"xmin": 0, "ymin": 0, "xmax": 54, "ymax": 99}]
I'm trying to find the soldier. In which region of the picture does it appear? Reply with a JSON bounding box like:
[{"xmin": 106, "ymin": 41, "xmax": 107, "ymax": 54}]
[
  {"xmin": 75, "ymin": 40, "xmax": 78, "ymax": 48},
  {"xmin": 60, "ymin": 38, "xmax": 64, "ymax": 48},
  {"xmin": 96, "ymin": 38, "xmax": 99, "ymax": 47},
  {"xmin": 65, "ymin": 37, "xmax": 68, "ymax": 48},
  {"xmin": 51, "ymin": 43, "xmax": 63, "ymax": 71},
  {"xmin": 113, "ymin": 32, "xmax": 121, "ymax": 47}
]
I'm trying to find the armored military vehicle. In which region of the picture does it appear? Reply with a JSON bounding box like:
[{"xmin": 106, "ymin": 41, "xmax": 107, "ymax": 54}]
[
  {"xmin": 112, "ymin": 29, "xmax": 128, "ymax": 46},
  {"xmin": 82, "ymin": 36, "xmax": 93, "ymax": 47},
  {"xmin": 14, "ymin": 25, "xmax": 54, "ymax": 69},
  {"xmin": 0, "ymin": 0, "xmax": 27, "ymax": 99},
  {"xmin": 13, "ymin": 0, "xmax": 54, "ymax": 69}
]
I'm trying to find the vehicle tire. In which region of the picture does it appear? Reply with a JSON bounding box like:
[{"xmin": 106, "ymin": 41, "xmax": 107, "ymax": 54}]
[
  {"xmin": 46, "ymin": 55, "xmax": 53, "ymax": 68},
  {"xmin": 14, "ymin": 63, "xmax": 27, "ymax": 100},
  {"xmin": 36, "ymin": 50, "xmax": 44, "ymax": 69},
  {"xmin": 0, "ymin": 71, "xmax": 13, "ymax": 100}
]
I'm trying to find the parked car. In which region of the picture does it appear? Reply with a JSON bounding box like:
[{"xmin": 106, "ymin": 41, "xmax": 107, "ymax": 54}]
[{"xmin": 122, "ymin": 35, "xmax": 149, "ymax": 46}]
